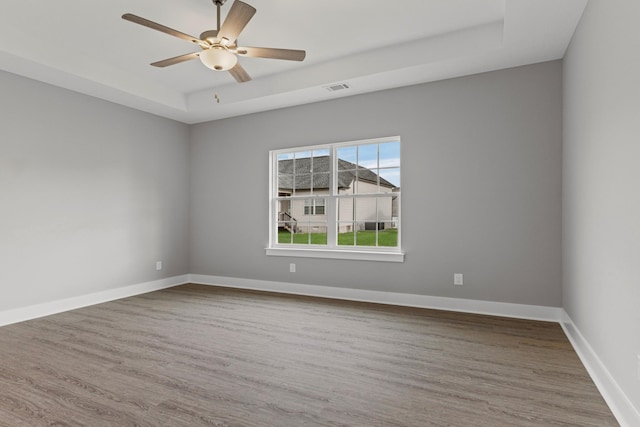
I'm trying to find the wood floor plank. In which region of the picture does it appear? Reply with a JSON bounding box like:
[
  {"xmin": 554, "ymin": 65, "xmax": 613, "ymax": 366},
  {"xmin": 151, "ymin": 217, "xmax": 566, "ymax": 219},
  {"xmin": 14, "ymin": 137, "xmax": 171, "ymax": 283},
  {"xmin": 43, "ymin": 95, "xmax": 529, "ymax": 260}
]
[{"xmin": 0, "ymin": 284, "xmax": 618, "ymax": 426}]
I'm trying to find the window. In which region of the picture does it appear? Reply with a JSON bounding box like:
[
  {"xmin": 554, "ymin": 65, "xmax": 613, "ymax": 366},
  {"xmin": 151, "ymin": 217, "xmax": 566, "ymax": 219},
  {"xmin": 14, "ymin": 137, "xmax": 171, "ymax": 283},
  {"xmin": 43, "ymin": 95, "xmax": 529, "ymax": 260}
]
[
  {"xmin": 267, "ymin": 136, "xmax": 403, "ymax": 262},
  {"xmin": 304, "ymin": 198, "xmax": 325, "ymax": 215}
]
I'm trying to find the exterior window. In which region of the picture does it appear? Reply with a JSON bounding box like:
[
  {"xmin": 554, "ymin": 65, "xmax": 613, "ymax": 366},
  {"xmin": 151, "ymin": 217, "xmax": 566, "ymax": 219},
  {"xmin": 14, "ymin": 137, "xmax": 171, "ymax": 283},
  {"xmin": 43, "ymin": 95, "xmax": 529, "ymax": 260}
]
[
  {"xmin": 304, "ymin": 198, "xmax": 325, "ymax": 215},
  {"xmin": 268, "ymin": 136, "xmax": 403, "ymax": 262}
]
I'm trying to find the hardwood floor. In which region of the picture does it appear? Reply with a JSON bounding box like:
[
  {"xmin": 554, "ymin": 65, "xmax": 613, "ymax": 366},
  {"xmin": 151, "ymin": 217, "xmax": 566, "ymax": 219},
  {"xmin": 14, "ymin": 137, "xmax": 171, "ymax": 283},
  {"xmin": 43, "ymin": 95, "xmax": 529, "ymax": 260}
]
[{"xmin": 0, "ymin": 284, "xmax": 617, "ymax": 426}]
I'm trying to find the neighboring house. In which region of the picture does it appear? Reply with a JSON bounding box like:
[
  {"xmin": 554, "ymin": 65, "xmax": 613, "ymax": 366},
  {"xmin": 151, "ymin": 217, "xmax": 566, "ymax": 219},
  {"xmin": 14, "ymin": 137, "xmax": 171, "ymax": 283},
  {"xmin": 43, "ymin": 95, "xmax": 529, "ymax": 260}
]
[{"xmin": 277, "ymin": 156, "xmax": 398, "ymax": 233}]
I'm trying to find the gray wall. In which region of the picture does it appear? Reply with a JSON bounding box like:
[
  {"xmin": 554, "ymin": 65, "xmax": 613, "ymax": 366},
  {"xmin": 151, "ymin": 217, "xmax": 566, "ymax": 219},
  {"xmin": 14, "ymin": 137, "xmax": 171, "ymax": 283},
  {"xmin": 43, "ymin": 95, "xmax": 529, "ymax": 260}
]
[
  {"xmin": 190, "ymin": 61, "xmax": 563, "ymax": 306},
  {"xmin": 563, "ymin": 0, "xmax": 640, "ymax": 409},
  {"xmin": 0, "ymin": 70, "xmax": 190, "ymax": 311}
]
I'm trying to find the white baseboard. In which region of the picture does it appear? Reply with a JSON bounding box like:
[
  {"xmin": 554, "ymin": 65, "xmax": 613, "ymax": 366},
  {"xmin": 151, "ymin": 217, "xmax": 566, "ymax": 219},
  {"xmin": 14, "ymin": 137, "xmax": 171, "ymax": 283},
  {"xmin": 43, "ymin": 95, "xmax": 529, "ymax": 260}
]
[
  {"xmin": 0, "ymin": 274, "xmax": 189, "ymax": 327},
  {"xmin": 188, "ymin": 274, "xmax": 562, "ymax": 322},
  {"xmin": 560, "ymin": 310, "xmax": 640, "ymax": 427}
]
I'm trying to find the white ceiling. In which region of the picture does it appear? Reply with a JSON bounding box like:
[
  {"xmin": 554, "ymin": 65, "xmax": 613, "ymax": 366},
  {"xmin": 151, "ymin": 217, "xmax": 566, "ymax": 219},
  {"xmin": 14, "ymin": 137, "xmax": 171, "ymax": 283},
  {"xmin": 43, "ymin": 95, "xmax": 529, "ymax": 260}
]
[{"xmin": 0, "ymin": 0, "xmax": 587, "ymax": 124}]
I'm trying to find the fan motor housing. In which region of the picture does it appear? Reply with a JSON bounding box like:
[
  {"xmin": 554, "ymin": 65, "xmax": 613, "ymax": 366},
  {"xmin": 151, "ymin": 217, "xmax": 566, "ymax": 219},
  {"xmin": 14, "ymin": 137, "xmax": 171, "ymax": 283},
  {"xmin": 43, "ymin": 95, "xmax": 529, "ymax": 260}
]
[{"xmin": 200, "ymin": 30, "xmax": 219, "ymax": 44}]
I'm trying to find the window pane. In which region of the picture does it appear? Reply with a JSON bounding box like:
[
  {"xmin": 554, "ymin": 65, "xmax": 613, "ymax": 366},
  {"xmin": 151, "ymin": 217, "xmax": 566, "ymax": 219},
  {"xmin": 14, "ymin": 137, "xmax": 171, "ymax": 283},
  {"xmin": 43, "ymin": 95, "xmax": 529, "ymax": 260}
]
[
  {"xmin": 278, "ymin": 152, "xmax": 327, "ymax": 196},
  {"xmin": 379, "ymin": 167, "xmax": 400, "ymax": 189},
  {"xmin": 337, "ymin": 171, "xmax": 355, "ymax": 193},
  {"xmin": 375, "ymin": 196, "xmax": 394, "ymax": 222},
  {"xmin": 307, "ymin": 223, "xmax": 327, "ymax": 245},
  {"xmin": 354, "ymin": 168, "xmax": 379, "ymax": 194},
  {"xmin": 288, "ymin": 198, "xmax": 302, "ymax": 219},
  {"xmin": 337, "ymin": 197, "xmax": 355, "ymax": 246},
  {"xmin": 357, "ymin": 144, "xmax": 378, "ymax": 169},
  {"xmin": 312, "ymin": 172, "xmax": 330, "ymax": 193},
  {"xmin": 293, "ymin": 174, "xmax": 311, "ymax": 195},
  {"xmin": 338, "ymin": 195, "xmax": 394, "ymax": 248},
  {"xmin": 337, "ymin": 222, "xmax": 356, "ymax": 246},
  {"xmin": 376, "ymin": 196, "xmax": 398, "ymax": 247},
  {"xmin": 291, "ymin": 221, "xmax": 327, "ymax": 245},
  {"xmin": 295, "ymin": 159, "xmax": 311, "ymax": 174},
  {"xmin": 312, "ymin": 158, "xmax": 330, "ymax": 174},
  {"xmin": 355, "ymin": 197, "xmax": 378, "ymax": 221},
  {"xmin": 378, "ymin": 228, "xmax": 398, "ymax": 247},
  {"xmin": 337, "ymin": 198, "xmax": 354, "ymax": 222},
  {"xmin": 278, "ymin": 174, "xmax": 294, "ymax": 193},
  {"xmin": 311, "ymin": 151, "xmax": 330, "ymax": 172},
  {"xmin": 337, "ymin": 146, "xmax": 357, "ymax": 169},
  {"xmin": 278, "ymin": 221, "xmax": 327, "ymax": 245},
  {"xmin": 277, "ymin": 209, "xmax": 293, "ymax": 222},
  {"xmin": 379, "ymin": 141, "xmax": 400, "ymax": 168},
  {"xmin": 278, "ymin": 223, "xmax": 294, "ymax": 244},
  {"xmin": 356, "ymin": 228, "xmax": 377, "ymax": 246},
  {"xmin": 289, "ymin": 151, "xmax": 331, "ymax": 195}
]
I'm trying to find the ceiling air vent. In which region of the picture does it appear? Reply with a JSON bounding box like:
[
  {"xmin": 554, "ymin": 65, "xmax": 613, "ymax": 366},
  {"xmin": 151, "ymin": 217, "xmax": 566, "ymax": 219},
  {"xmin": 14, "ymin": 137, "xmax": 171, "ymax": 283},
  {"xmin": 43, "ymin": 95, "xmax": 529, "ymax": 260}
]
[{"xmin": 324, "ymin": 83, "xmax": 350, "ymax": 92}]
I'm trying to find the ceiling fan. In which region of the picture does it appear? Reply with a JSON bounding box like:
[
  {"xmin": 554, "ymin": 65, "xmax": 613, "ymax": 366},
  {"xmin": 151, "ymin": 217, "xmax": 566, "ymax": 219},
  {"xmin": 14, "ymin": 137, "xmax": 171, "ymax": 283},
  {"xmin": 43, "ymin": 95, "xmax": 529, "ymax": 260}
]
[{"xmin": 122, "ymin": 0, "xmax": 306, "ymax": 83}]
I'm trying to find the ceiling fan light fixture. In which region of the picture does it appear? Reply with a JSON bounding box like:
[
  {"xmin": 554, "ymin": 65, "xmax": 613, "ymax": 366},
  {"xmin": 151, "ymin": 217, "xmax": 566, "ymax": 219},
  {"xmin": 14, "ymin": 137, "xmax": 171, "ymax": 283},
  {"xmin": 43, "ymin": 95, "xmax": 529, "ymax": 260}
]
[
  {"xmin": 200, "ymin": 47, "xmax": 237, "ymax": 71},
  {"xmin": 123, "ymin": 0, "xmax": 305, "ymax": 83}
]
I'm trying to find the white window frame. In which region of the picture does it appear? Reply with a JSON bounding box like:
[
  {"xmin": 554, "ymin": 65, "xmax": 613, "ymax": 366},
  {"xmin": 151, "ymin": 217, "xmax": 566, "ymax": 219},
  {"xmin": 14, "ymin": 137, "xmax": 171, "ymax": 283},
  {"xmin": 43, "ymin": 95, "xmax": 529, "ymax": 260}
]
[{"xmin": 266, "ymin": 136, "xmax": 404, "ymax": 262}]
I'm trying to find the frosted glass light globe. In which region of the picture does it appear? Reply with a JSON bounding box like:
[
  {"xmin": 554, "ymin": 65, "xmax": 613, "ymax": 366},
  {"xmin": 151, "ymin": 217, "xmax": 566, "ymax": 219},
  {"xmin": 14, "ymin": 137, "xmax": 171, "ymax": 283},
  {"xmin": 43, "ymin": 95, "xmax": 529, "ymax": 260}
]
[{"xmin": 200, "ymin": 47, "xmax": 238, "ymax": 71}]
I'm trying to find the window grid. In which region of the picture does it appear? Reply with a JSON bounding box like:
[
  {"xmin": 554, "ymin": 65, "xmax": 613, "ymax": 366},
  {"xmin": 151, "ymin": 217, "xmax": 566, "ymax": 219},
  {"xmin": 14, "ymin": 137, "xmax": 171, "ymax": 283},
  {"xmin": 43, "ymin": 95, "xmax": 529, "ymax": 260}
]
[{"xmin": 271, "ymin": 137, "xmax": 400, "ymax": 253}]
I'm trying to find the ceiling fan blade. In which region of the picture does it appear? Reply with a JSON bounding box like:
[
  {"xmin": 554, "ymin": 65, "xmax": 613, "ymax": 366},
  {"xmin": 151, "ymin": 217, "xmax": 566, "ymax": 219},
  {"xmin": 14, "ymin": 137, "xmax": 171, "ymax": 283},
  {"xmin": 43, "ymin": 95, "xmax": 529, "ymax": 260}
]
[
  {"xmin": 151, "ymin": 52, "xmax": 200, "ymax": 67},
  {"xmin": 228, "ymin": 62, "xmax": 252, "ymax": 83},
  {"xmin": 122, "ymin": 13, "xmax": 206, "ymax": 47},
  {"xmin": 235, "ymin": 46, "xmax": 306, "ymax": 61},
  {"xmin": 218, "ymin": 1, "xmax": 257, "ymax": 44}
]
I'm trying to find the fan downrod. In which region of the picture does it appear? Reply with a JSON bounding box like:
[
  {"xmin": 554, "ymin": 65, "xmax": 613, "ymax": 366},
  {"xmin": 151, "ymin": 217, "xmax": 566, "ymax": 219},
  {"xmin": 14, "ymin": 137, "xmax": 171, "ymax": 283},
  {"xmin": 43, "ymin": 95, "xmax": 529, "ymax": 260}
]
[{"xmin": 212, "ymin": 0, "xmax": 228, "ymax": 31}]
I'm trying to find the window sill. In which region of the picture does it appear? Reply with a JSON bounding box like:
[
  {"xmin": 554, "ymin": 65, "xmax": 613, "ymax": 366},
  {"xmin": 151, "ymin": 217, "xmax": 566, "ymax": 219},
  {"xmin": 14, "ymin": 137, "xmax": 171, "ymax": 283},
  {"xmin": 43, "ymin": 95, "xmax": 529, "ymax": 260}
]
[{"xmin": 265, "ymin": 247, "xmax": 405, "ymax": 263}]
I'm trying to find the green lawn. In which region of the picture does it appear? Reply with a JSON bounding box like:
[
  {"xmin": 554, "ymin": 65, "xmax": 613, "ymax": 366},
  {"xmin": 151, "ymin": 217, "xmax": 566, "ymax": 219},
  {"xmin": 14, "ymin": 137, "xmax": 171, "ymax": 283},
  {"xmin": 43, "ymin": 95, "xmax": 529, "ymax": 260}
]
[
  {"xmin": 278, "ymin": 229, "xmax": 397, "ymax": 247},
  {"xmin": 278, "ymin": 231, "xmax": 328, "ymax": 245}
]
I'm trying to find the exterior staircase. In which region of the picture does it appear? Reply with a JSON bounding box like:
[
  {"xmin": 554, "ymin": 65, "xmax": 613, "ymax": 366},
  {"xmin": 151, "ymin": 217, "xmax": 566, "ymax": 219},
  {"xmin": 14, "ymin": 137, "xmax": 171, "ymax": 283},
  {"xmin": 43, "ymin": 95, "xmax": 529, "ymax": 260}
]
[{"xmin": 278, "ymin": 212, "xmax": 300, "ymax": 233}]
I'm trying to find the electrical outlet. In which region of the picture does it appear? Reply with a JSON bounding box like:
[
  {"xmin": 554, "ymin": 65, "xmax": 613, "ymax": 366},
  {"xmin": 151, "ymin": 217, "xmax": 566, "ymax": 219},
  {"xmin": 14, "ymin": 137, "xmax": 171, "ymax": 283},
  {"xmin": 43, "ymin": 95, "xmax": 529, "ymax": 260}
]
[
  {"xmin": 289, "ymin": 263, "xmax": 296, "ymax": 273},
  {"xmin": 454, "ymin": 273, "xmax": 464, "ymax": 286},
  {"xmin": 156, "ymin": 261, "xmax": 162, "ymax": 271}
]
